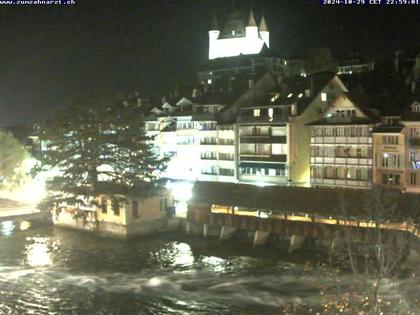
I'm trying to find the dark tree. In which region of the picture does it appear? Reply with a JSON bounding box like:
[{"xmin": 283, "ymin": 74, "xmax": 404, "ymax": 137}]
[
  {"xmin": 305, "ymin": 48, "xmax": 337, "ymax": 75},
  {"xmin": 36, "ymin": 94, "xmax": 167, "ymax": 209}
]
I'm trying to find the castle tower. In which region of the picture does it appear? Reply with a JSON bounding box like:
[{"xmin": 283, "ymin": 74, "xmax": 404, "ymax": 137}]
[
  {"xmin": 245, "ymin": 8, "xmax": 258, "ymax": 39},
  {"xmin": 259, "ymin": 11, "xmax": 270, "ymax": 48},
  {"xmin": 208, "ymin": 14, "xmax": 220, "ymax": 60},
  {"xmin": 208, "ymin": 6, "xmax": 268, "ymax": 60}
]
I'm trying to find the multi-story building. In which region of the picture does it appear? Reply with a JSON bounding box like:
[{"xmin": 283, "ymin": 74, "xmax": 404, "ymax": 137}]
[
  {"xmin": 309, "ymin": 93, "xmax": 377, "ymax": 189},
  {"xmin": 236, "ymin": 72, "xmax": 348, "ymax": 186},
  {"xmin": 372, "ymin": 114, "xmax": 406, "ymax": 189},
  {"xmin": 401, "ymin": 101, "xmax": 420, "ymax": 193}
]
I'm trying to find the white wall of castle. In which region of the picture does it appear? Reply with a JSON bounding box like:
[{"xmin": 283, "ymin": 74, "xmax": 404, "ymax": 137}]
[{"xmin": 209, "ymin": 27, "xmax": 269, "ymax": 60}]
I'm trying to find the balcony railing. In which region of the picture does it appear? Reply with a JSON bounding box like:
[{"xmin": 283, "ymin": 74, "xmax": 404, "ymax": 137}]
[
  {"xmin": 311, "ymin": 136, "xmax": 371, "ymax": 144},
  {"xmin": 218, "ymin": 139, "xmax": 235, "ymax": 145},
  {"xmin": 410, "ymin": 138, "xmax": 420, "ymax": 147}
]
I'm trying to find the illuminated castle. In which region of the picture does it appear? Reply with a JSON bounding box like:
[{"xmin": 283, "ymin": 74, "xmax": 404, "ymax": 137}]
[{"xmin": 208, "ymin": 8, "xmax": 270, "ymax": 60}]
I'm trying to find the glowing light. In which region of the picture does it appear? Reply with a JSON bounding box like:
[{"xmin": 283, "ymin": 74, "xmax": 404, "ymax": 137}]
[
  {"xmin": 298, "ymin": 93, "xmax": 303, "ymax": 98},
  {"xmin": 20, "ymin": 220, "xmax": 31, "ymax": 231},
  {"xmin": 175, "ymin": 201, "xmax": 188, "ymax": 218},
  {"xmin": 171, "ymin": 182, "xmax": 193, "ymax": 202},
  {"xmin": 26, "ymin": 237, "xmax": 52, "ymax": 267},
  {"xmin": 287, "ymin": 93, "xmax": 293, "ymax": 98}
]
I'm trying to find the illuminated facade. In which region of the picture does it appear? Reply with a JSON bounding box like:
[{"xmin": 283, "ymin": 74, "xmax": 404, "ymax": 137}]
[
  {"xmin": 235, "ymin": 73, "xmax": 348, "ymax": 186},
  {"xmin": 52, "ymin": 190, "xmax": 176, "ymax": 237},
  {"xmin": 372, "ymin": 120, "xmax": 405, "ymax": 190},
  {"xmin": 208, "ymin": 9, "xmax": 269, "ymax": 60},
  {"xmin": 310, "ymin": 93, "xmax": 376, "ymax": 189},
  {"xmin": 145, "ymin": 99, "xmax": 237, "ymax": 183}
]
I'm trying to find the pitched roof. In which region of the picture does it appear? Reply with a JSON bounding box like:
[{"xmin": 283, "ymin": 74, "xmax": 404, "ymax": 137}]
[
  {"xmin": 190, "ymin": 181, "xmax": 418, "ymax": 220},
  {"xmin": 247, "ymin": 9, "xmax": 257, "ymax": 27},
  {"xmin": 372, "ymin": 124, "xmax": 404, "ymax": 133},
  {"xmin": 259, "ymin": 13, "xmax": 268, "ymax": 32}
]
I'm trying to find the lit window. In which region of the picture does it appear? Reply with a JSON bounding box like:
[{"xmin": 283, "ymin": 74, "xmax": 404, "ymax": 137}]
[
  {"xmin": 268, "ymin": 108, "xmax": 273, "ymax": 120},
  {"xmin": 253, "ymin": 109, "xmax": 260, "ymax": 117},
  {"xmin": 207, "ymin": 79, "xmax": 212, "ymax": 84},
  {"xmin": 287, "ymin": 93, "xmax": 293, "ymax": 98},
  {"xmin": 321, "ymin": 93, "xmax": 327, "ymax": 102},
  {"xmin": 412, "ymin": 103, "xmax": 420, "ymax": 112}
]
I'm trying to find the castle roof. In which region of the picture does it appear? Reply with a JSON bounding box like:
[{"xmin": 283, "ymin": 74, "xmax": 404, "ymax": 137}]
[
  {"xmin": 247, "ymin": 9, "xmax": 257, "ymax": 27},
  {"xmin": 259, "ymin": 12, "xmax": 268, "ymax": 32}
]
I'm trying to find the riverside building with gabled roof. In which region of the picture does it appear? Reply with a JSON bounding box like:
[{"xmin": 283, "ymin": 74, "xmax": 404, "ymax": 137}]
[{"xmin": 309, "ymin": 92, "xmax": 379, "ymax": 189}]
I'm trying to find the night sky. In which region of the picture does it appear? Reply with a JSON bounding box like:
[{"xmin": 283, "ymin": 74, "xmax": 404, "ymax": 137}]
[{"xmin": 0, "ymin": 0, "xmax": 418, "ymax": 125}]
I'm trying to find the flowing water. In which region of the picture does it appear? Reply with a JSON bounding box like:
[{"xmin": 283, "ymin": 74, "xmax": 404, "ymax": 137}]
[{"xmin": 0, "ymin": 221, "xmax": 419, "ymax": 315}]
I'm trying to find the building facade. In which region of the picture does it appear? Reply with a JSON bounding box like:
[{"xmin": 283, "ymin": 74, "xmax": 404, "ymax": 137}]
[{"xmin": 310, "ymin": 93, "xmax": 376, "ymax": 189}]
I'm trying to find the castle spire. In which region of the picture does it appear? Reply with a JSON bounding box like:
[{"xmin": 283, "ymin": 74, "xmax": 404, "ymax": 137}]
[
  {"xmin": 259, "ymin": 11, "xmax": 269, "ymax": 32},
  {"xmin": 210, "ymin": 13, "xmax": 219, "ymax": 31},
  {"xmin": 247, "ymin": 8, "xmax": 257, "ymax": 27}
]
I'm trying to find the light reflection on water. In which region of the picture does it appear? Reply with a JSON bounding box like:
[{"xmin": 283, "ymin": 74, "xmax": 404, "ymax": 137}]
[
  {"xmin": 25, "ymin": 237, "xmax": 52, "ymax": 267},
  {"xmin": 0, "ymin": 224, "xmax": 418, "ymax": 314},
  {"xmin": 1, "ymin": 220, "xmax": 15, "ymax": 237}
]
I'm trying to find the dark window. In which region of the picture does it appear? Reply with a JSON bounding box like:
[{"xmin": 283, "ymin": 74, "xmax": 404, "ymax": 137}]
[
  {"xmin": 101, "ymin": 197, "xmax": 107, "ymax": 213},
  {"xmin": 160, "ymin": 198, "xmax": 167, "ymax": 211},
  {"xmin": 112, "ymin": 200, "xmax": 120, "ymax": 216},
  {"xmin": 132, "ymin": 200, "xmax": 139, "ymax": 218},
  {"xmin": 411, "ymin": 172, "xmax": 417, "ymax": 185}
]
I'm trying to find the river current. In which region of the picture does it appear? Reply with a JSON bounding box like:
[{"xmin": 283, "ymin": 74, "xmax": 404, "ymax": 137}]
[{"xmin": 0, "ymin": 221, "xmax": 419, "ymax": 315}]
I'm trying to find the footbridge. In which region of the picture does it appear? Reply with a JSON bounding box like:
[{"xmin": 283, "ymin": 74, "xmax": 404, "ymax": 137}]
[{"xmin": 186, "ymin": 182, "xmax": 420, "ymax": 250}]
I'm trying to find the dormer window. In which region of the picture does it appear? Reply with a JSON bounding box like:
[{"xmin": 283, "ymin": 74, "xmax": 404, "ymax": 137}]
[{"xmin": 412, "ymin": 102, "xmax": 420, "ymax": 113}]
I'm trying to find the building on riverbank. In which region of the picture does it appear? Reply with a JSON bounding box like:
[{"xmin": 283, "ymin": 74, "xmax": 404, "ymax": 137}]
[
  {"xmin": 52, "ymin": 189, "xmax": 178, "ymax": 237},
  {"xmin": 309, "ymin": 92, "xmax": 378, "ymax": 189}
]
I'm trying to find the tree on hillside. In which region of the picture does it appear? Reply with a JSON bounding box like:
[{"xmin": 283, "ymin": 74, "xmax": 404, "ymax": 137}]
[
  {"xmin": 305, "ymin": 48, "xmax": 337, "ymax": 75},
  {"xmin": 36, "ymin": 94, "xmax": 167, "ymax": 209},
  {"xmin": 0, "ymin": 130, "xmax": 27, "ymax": 187}
]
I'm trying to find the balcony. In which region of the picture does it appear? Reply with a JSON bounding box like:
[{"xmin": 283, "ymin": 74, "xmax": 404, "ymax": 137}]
[
  {"xmin": 311, "ymin": 136, "xmax": 371, "ymax": 144},
  {"xmin": 200, "ymin": 139, "xmax": 217, "ymax": 145},
  {"xmin": 240, "ymin": 154, "xmax": 287, "ymax": 163},
  {"xmin": 311, "ymin": 156, "xmax": 373, "ymax": 165},
  {"xmin": 237, "ymin": 114, "xmax": 289, "ymax": 124},
  {"xmin": 240, "ymin": 135, "xmax": 287, "ymax": 144},
  {"xmin": 409, "ymin": 138, "xmax": 420, "ymax": 147},
  {"xmin": 218, "ymin": 139, "xmax": 235, "ymax": 145}
]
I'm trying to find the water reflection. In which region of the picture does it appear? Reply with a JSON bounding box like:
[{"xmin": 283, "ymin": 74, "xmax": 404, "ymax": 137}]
[
  {"xmin": 1, "ymin": 220, "xmax": 14, "ymax": 237},
  {"xmin": 25, "ymin": 237, "xmax": 52, "ymax": 267},
  {"xmin": 202, "ymin": 256, "xmax": 227, "ymax": 272},
  {"xmin": 172, "ymin": 242, "xmax": 194, "ymax": 267}
]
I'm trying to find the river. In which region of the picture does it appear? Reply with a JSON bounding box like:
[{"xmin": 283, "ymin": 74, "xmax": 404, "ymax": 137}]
[{"xmin": 0, "ymin": 221, "xmax": 419, "ymax": 315}]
